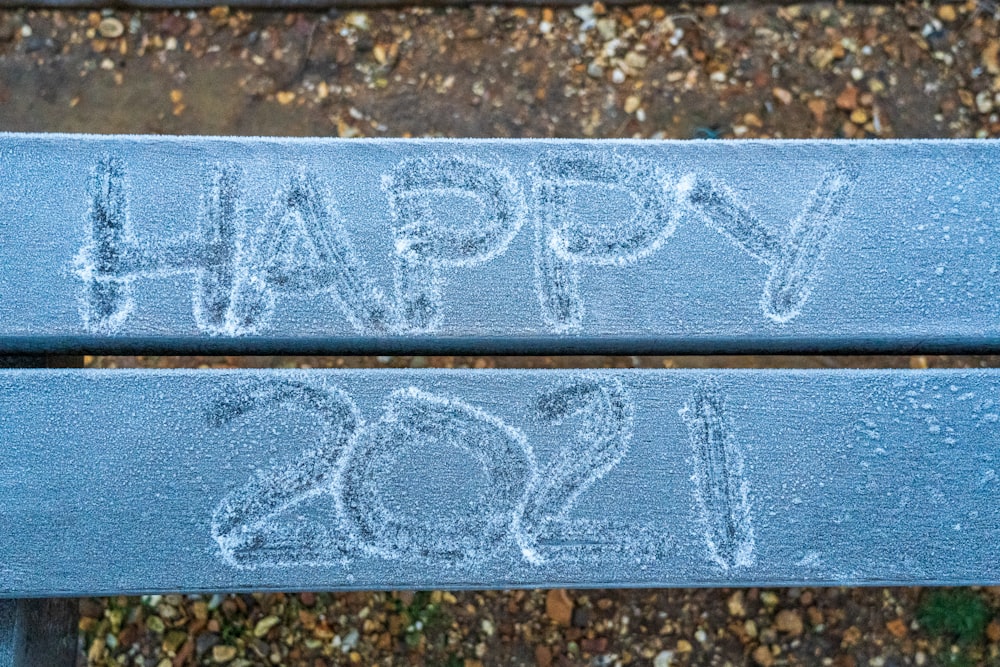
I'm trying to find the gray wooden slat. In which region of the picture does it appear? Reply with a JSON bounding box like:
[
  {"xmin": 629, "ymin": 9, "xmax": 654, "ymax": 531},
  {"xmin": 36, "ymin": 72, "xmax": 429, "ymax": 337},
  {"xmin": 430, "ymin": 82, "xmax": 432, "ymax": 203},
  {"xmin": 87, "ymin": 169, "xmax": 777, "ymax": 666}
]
[
  {"xmin": 1, "ymin": 367, "xmax": 999, "ymax": 594},
  {"xmin": 0, "ymin": 0, "xmax": 809, "ymax": 6},
  {"xmin": 0, "ymin": 359, "xmax": 82, "ymax": 667},
  {"xmin": 0, "ymin": 600, "xmax": 78, "ymax": 667},
  {"xmin": 0, "ymin": 135, "xmax": 997, "ymax": 354}
]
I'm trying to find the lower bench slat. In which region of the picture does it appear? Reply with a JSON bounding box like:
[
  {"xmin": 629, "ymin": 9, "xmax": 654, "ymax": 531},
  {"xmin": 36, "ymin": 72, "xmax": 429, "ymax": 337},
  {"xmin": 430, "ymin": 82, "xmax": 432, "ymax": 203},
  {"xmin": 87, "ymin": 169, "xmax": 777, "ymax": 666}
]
[{"xmin": 1, "ymin": 368, "xmax": 998, "ymax": 595}]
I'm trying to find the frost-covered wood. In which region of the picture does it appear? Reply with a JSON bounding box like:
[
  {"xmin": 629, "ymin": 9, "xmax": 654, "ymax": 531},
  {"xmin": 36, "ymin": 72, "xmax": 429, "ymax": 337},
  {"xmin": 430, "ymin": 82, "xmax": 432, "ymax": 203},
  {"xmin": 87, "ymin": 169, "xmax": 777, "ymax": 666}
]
[
  {"xmin": 0, "ymin": 134, "xmax": 997, "ymax": 354},
  {"xmin": 0, "ymin": 360, "xmax": 80, "ymax": 666},
  {"xmin": 1, "ymin": 368, "xmax": 998, "ymax": 595}
]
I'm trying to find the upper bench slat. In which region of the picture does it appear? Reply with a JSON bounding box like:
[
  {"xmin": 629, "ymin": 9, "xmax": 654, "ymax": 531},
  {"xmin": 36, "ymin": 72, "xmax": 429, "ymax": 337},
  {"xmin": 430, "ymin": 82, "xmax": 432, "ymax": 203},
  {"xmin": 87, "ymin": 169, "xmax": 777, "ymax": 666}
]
[
  {"xmin": 1, "ymin": 134, "xmax": 997, "ymax": 354},
  {"xmin": 1, "ymin": 367, "xmax": 998, "ymax": 595}
]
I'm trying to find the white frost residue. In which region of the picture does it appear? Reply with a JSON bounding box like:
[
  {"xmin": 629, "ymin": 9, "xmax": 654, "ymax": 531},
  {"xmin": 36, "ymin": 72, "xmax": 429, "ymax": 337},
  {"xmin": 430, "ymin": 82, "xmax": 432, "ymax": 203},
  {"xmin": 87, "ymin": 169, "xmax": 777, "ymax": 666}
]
[
  {"xmin": 210, "ymin": 376, "xmax": 665, "ymax": 570},
  {"xmin": 689, "ymin": 161, "xmax": 859, "ymax": 324},
  {"xmin": 75, "ymin": 154, "xmax": 527, "ymax": 336},
  {"xmin": 382, "ymin": 155, "xmax": 527, "ymax": 332},
  {"xmin": 531, "ymin": 150, "xmax": 692, "ymax": 332},
  {"xmin": 679, "ymin": 380, "xmax": 756, "ymax": 570}
]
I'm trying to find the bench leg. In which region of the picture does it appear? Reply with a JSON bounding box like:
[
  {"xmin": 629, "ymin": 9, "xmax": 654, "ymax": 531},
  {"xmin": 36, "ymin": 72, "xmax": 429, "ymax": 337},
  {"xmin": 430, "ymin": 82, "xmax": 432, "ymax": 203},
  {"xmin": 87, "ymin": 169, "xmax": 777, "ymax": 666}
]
[
  {"xmin": 0, "ymin": 599, "xmax": 79, "ymax": 667},
  {"xmin": 0, "ymin": 357, "xmax": 83, "ymax": 665}
]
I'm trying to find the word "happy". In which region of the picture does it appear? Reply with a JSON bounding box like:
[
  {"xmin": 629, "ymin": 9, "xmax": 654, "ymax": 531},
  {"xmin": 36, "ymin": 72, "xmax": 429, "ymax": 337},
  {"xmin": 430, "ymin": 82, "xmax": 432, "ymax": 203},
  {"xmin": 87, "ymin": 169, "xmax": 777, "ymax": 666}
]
[{"xmin": 75, "ymin": 152, "xmax": 858, "ymax": 336}]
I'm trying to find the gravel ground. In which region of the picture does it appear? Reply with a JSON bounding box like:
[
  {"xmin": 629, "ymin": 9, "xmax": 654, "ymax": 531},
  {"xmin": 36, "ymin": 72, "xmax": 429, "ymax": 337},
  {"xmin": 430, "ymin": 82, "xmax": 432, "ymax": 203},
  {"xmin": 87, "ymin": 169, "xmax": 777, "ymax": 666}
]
[
  {"xmin": 3, "ymin": 1, "xmax": 1000, "ymax": 665},
  {"xmin": 0, "ymin": 2, "xmax": 998, "ymax": 138}
]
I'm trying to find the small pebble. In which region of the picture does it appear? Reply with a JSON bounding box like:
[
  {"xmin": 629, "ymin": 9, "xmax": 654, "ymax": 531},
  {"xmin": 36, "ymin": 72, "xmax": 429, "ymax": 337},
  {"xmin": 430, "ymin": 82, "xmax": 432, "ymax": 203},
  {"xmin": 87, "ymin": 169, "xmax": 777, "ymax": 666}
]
[
  {"xmin": 936, "ymin": 4, "xmax": 956, "ymax": 21},
  {"xmin": 545, "ymin": 589, "xmax": 573, "ymax": 627},
  {"xmin": 987, "ymin": 619, "xmax": 1000, "ymax": 642},
  {"xmin": 836, "ymin": 85, "xmax": 859, "ymax": 111},
  {"xmin": 727, "ymin": 591, "xmax": 746, "ymax": 617},
  {"xmin": 624, "ymin": 52, "xmax": 647, "ymax": 69},
  {"xmin": 98, "ymin": 17, "xmax": 124, "ymax": 38},
  {"xmin": 145, "ymin": 616, "xmax": 165, "ymax": 634},
  {"xmin": 775, "ymin": 609, "xmax": 804, "ymax": 636},
  {"xmin": 253, "ymin": 615, "xmax": 280, "ymax": 638},
  {"xmin": 752, "ymin": 645, "xmax": 775, "ymax": 667},
  {"xmin": 653, "ymin": 650, "xmax": 674, "ymax": 667},
  {"xmin": 976, "ymin": 91, "xmax": 994, "ymax": 114},
  {"xmin": 885, "ymin": 618, "xmax": 907, "ymax": 638},
  {"xmin": 772, "ymin": 87, "xmax": 793, "ymax": 105},
  {"xmin": 211, "ymin": 645, "xmax": 238, "ymax": 664}
]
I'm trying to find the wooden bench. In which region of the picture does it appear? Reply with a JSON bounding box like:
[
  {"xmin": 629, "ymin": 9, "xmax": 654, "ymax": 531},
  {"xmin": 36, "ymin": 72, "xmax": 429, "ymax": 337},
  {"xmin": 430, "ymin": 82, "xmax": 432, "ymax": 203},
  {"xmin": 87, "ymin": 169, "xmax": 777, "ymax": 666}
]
[{"xmin": 1, "ymin": 135, "xmax": 999, "ymax": 665}]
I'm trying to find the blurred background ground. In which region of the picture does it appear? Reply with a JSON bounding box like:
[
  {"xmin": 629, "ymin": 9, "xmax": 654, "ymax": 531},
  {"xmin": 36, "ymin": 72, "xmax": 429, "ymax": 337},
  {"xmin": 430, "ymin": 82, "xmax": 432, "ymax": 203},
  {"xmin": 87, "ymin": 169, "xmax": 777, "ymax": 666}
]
[{"xmin": 2, "ymin": 1, "xmax": 1000, "ymax": 665}]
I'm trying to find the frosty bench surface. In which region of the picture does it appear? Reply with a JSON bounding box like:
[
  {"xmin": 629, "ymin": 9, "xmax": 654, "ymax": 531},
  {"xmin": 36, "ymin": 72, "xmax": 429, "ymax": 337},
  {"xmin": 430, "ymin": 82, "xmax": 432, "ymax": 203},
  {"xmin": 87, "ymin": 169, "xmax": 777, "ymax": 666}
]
[
  {"xmin": 2, "ymin": 135, "xmax": 1000, "ymax": 665},
  {"xmin": 1, "ymin": 134, "xmax": 999, "ymax": 354},
  {"xmin": 3, "ymin": 368, "xmax": 1000, "ymax": 595}
]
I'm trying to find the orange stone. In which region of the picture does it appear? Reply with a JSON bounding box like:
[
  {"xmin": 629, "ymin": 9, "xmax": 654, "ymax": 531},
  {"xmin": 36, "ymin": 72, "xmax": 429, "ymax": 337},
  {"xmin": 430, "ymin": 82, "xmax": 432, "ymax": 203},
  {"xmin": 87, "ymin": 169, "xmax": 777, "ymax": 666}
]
[
  {"xmin": 836, "ymin": 85, "xmax": 859, "ymax": 111},
  {"xmin": 545, "ymin": 589, "xmax": 574, "ymax": 627},
  {"xmin": 886, "ymin": 618, "xmax": 907, "ymax": 639},
  {"xmin": 987, "ymin": 619, "xmax": 1000, "ymax": 643}
]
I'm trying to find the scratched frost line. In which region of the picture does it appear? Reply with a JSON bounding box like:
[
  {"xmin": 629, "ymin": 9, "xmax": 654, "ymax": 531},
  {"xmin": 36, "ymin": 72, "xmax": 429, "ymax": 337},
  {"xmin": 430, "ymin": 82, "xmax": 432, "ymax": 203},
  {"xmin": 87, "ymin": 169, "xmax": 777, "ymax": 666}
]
[
  {"xmin": 383, "ymin": 156, "xmax": 527, "ymax": 332},
  {"xmin": 689, "ymin": 161, "xmax": 859, "ymax": 323},
  {"xmin": 514, "ymin": 377, "xmax": 650, "ymax": 564},
  {"xmin": 339, "ymin": 387, "xmax": 533, "ymax": 561},
  {"xmin": 209, "ymin": 380, "xmax": 360, "ymax": 566},
  {"xmin": 76, "ymin": 155, "xmax": 525, "ymax": 336},
  {"xmin": 75, "ymin": 152, "xmax": 860, "ymax": 335},
  {"xmin": 679, "ymin": 380, "xmax": 755, "ymax": 570},
  {"xmin": 75, "ymin": 158, "xmax": 270, "ymax": 335},
  {"xmin": 209, "ymin": 377, "xmax": 666, "ymax": 570},
  {"xmin": 255, "ymin": 169, "xmax": 396, "ymax": 333},
  {"xmin": 531, "ymin": 151, "xmax": 690, "ymax": 332}
]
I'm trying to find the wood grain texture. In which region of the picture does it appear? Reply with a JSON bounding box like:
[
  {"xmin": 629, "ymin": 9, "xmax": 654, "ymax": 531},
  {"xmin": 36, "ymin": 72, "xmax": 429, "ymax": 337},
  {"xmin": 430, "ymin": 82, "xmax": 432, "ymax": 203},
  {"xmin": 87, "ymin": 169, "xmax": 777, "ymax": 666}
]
[
  {"xmin": 0, "ymin": 600, "xmax": 78, "ymax": 667},
  {"xmin": 0, "ymin": 135, "xmax": 996, "ymax": 355},
  {"xmin": 1, "ymin": 368, "xmax": 998, "ymax": 595}
]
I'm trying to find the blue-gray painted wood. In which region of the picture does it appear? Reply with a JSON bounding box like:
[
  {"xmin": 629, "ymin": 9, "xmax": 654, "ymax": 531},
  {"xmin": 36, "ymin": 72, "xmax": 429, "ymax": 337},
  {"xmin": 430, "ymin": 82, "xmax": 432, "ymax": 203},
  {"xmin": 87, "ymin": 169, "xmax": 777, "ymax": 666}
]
[
  {"xmin": 0, "ymin": 600, "xmax": 78, "ymax": 667},
  {"xmin": 0, "ymin": 134, "xmax": 997, "ymax": 355},
  {"xmin": 1, "ymin": 367, "xmax": 999, "ymax": 595},
  {"xmin": 0, "ymin": 361, "xmax": 81, "ymax": 666}
]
